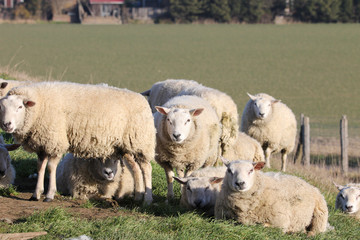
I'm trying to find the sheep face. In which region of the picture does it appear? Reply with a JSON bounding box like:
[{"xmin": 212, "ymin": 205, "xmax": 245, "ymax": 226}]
[
  {"xmin": 92, "ymin": 157, "xmax": 120, "ymax": 182},
  {"xmin": 222, "ymin": 158, "xmax": 265, "ymax": 192},
  {"xmin": 247, "ymin": 93, "xmax": 278, "ymax": 120},
  {"xmin": 155, "ymin": 106, "xmax": 203, "ymax": 144},
  {"xmin": 174, "ymin": 176, "xmax": 223, "ymax": 209},
  {"xmin": 335, "ymin": 184, "xmax": 360, "ymax": 214},
  {"xmin": 0, "ymin": 95, "xmax": 35, "ymax": 133}
]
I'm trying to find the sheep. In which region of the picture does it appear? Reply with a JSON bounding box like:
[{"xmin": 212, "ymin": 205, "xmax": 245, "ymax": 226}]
[
  {"xmin": 223, "ymin": 131, "xmax": 265, "ymax": 163},
  {"xmin": 56, "ymin": 153, "xmax": 137, "ymax": 200},
  {"xmin": 154, "ymin": 95, "xmax": 221, "ymax": 200},
  {"xmin": 215, "ymin": 159, "xmax": 328, "ymax": 236},
  {"xmin": 334, "ymin": 182, "xmax": 360, "ymax": 220},
  {"xmin": 0, "ymin": 81, "xmax": 156, "ymax": 204},
  {"xmin": 0, "ymin": 79, "xmax": 32, "ymax": 98},
  {"xmin": 240, "ymin": 93, "xmax": 297, "ymax": 171},
  {"xmin": 174, "ymin": 166, "xmax": 226, "ymax": 216},
  {"xmin": 142, "ymin": 79, "xmax": 239, "ymax": 156},
  {"xmin": 0, "ymin": 135, "xmax": 21, "ymax": 187}
]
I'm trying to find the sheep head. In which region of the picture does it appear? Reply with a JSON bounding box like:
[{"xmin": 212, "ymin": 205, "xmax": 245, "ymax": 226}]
[
  {"xmin": 155, "ymin": 106, "xmax": 203, "ymax": 144},
  {"xmin": 334, "ymin": 182, "xmax": 360, "ymax": 214},
  {"xmin": 247, "ymin": 93, "xmax": 279, "ymax": 120},
  {"xmin": 222, "ymin": 157, "xmax": 265, "ymax": 192}
]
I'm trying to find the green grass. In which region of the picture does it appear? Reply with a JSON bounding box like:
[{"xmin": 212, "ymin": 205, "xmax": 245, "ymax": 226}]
[{"xmin": 0, "ymin": 24, "xmax": 360, "ymax": 136}]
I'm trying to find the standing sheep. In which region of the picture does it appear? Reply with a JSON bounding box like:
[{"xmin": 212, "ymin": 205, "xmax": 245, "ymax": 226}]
[
  {"xmin": 142, "ymin": 79, "xmax": 239, "ymax": 156},
  {"xmin": 334, "ymin": 182, "xmax": 360, "ymax": 220},
  {"xmin": 174, "ymin": 166, "xmax": 226, "ymax": 216},
  {"xmin": 0, "ymin": 81, "xmax": 155, "ymax": 204},
  {"xmin": 241, "ymin": 93, "xmax": 297, "ymax": 171},
  {"xmin": 0, "ymin": 136, "xmax": 21, "ymax": 187},
  {"xmin": 0, "ymin": 79, "xmax": 32, "ymax": 98},
  {"xmin": 56, "ymin": 153, "xmax": 137, "ymax": 200},
  {"xmin": 154, "ymin": 95, "xmax": 221, "ymax": 200},
  {"xmin": 215, "ymin": 159, "xmax": 328, "ymax": 236}
]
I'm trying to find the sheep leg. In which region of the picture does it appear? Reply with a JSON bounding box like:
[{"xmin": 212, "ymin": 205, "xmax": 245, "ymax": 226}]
[
  {"xmin": 281, "ymin": 151, "xmax": 287, "ymax": 172},
  {"xmin": 123, "ymin": 154, "xmax": 144, "ymax": 202},
  {"xmin": 44, "ymin": 156, "xmax": 61, "ymax": 202},
  {"xmin": 264, "ymin": 148, "xmax": 272, "ymax": 168},
  {"xmin": 138, "ymin": 161, "xmax": 153, "ymax": 205},
  {"xmin": 163, "ymin": 164, "xmax": 175, "ymax": 200},
  {"xmin": 30, "ymin": 154, "xmax": 48, "ymax": 201}
]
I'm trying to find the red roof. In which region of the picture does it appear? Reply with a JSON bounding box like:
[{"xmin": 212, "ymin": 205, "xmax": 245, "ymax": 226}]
[{"xmin": 90, "ymin": 0, "xmax": 124, "ymax": 4}]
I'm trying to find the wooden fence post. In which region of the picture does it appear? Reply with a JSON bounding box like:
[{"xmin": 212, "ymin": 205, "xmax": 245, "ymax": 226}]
[
  {"xmin": 294, "ymin": 113, "xmax": 304, "ymax": 163},
  {"xmin": 340, "ymin": 115, "xmax": 349, "ymax": 175},
  {"xmin": 302, "ymin": 116, "xmax": 310, "ymax": 167}
]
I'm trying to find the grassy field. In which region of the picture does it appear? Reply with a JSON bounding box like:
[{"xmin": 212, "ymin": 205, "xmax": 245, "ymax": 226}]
[{"xmin": 0, "ymin": 24, "xmax": 360, "ymax": 136}]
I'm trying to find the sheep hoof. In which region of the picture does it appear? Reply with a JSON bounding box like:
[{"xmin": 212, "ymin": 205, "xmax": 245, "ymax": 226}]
[
  {"xmin": 29, "ymin": 196, "xmax": 39, "ymax": 201},
  {"xmin": 43, "ymin": 198, "xmax": 53, "ymax": 202}
]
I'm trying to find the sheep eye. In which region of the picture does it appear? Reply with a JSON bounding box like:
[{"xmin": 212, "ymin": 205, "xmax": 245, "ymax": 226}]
[
  {"xmin": 227, "ymin": 168, "xmax": 232, "ymax": 174},
  {"xmin": 340, "ymin": 194, "xmax": 345, "ymax": 199},
  {"xmin": 19, "ymin": 106, "xmax": 23, "ymax": 109},
  {"xmin": 205, "ymin": 186, "xmax": 209, "ymax": 191},
  {"xmin": 249, "ymin": 169, "xmax": 254, "ymax": 174},
  {"xmin": 185, "ymin": 119, "xmax": 190, "ymax": 125},
  {"xmin": 187, "ymin": 186, "xmax": 192, "ymax": 192}
]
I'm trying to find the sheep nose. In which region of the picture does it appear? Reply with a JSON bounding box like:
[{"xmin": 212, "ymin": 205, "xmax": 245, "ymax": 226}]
[
  {"xmin": 194, "ymin": 200, "xmax": 202, "ymax": 207},
  {"xmin": 173, "ymin": 134, "xmax": 181, "ymax": 140},
  {"xmin": 235, "ymin": 181, "xmax": 245, "ymax": 187},
  {"xmin": 3, "ymin": 122, "xmax": 11, "ymax": 128},
  {"xmin": 259, "ymin": 113, "xmax": 265, "ymax": 117},
  {"xmin": 104, "ymin": 169, "xmax": 113, "ymax": 176},
  {"xmin": 346, "ymin": 205, "xmax": 353, "ymax": 211}
]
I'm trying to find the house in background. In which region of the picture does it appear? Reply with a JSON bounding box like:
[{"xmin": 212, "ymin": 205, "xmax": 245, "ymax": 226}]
[
  {"xmin": 3, "ymin": 0, "xmax": 23, "ymax": 9},
  {"xmin": 89, "ymin": 0, "xmax": 124, "ymax": 17}
]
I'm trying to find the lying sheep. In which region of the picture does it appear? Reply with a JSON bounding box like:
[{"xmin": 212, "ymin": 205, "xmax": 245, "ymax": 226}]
[
  {"xmin": 0, "ymin": 79, "xmax": 32, "ymax": 97},
  {"xmin": 174, "ymin": 166, "xmax": 226, "ymax": 216},
  {"xmin": 154, "ymin": 95, "xmax": 221, "ymax": 199},
  {"xmin": 241, "ymin": 93, "xmax": 297, "ymax": 171},
  {"xmin": 0, "ymin": 81, "xmax": 156, "ymax": 204},
  {"xmin": 223, "ymin": 131, "xmax": 265, "ymax": 163},
  {"xmin": 142, "ymin": 79, "xmax": 239, "ymax": 156},
  {"xmin": 215, "ymin": 159, "xmax": 328, "ymax": 236},
  {"xmin": 334, "ymin": 182, "xmax": 360, "ymax": 220},
  {"xmin": 56, "ymin": 153, "xmax": 137, "ymax": 200},
  {"xmin": 0, "ymin": 136, "xmax": 21, "ymax": 187}
]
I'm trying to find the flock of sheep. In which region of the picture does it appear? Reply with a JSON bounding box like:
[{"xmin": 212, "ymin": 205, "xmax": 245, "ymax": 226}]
[{"xmin": 0, "ymin": 78, "xmax": 358, "ymax": 236}]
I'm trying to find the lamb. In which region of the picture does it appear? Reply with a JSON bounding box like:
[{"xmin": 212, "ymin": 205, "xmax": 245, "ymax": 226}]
[
  {"xmin": 56, "ymin": 153, "xmax": 137, "ymax": 200},
  {"xmin": 240, "ymin": 93, "xmax": 297, "ymax": 171},
  {"xmin": 334, "ymin": 182, "xmax": 360, "ymax": 220},
  {"xmin": 174, "ymin": 166, "xmax": 226, "ymax": 216},
  {"xmin": 0, "ymin": 81, "xmax": 156, "ymax": 204},
  {"xmin": 215, "ymin": 159, "xmax": 328, "ymax": 236},
  {"xmin": 0, "ymin": 79, "xmax": 32, "ymax": 97},
  {"xmin": 0, "ymin": 136, "xmax": 21, "ymax": 187},
  {"xmin": 223, "ymin": 131, "xmax": 265, "ymax": 163},
  {"xmin": 154, "ymin": 95, "xmax": 221, "ymax": 200},
  {"xmin": 142, "ymin": 79, "xmax": 239, "ymax": 156}
]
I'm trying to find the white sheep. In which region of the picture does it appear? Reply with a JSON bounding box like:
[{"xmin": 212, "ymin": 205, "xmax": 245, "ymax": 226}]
[
  {"xmin": 56, "ymin": 153, "xmax": 137, "ymax": 200},
  {"xmin": 0, "ymin": 79, "xmax": 32, "ymax": 98},
  {"xmin": 334, "ymin": 182, "xmax": 360, "ymax": 220},
  {"xmin": 174, "ymin": 166, "xmax": 226, "ymax": 216},
  {"xmin": 215, "ymin": 159, "xmax": 328, "ymax": 236},
  {"xmin": 142, "ymin": 79, "xmax": 239, "ymax": 156},
  {"xmin": 154, "ymin": 95, "xmax": 221, "ymax": 200},
  {"xmin": 223, "ymin": 131, "xmax": 265, "ymax": 163},
  {"xmin": 0, "ymin": 136, "xmax": 21, "ymax": 187},
  {"xmin": 240, "ymin": 93, "xmax": 297, "ymax": 171},
  {"xmin": 0, "ymin": 81, "xmax": 156, "ymax": 204}
]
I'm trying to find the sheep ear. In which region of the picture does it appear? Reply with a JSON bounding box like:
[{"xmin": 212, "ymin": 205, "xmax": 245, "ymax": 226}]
[
  {"xmin": 141, "ymin": 89, "xmax": 150, "ymax": 96},
  {"xmin": 189, "ymin": 108, "xmax": 204, "ymax": 117},
  {"xmin": 155, "ymin": 106, "xmax": 170, "ymax": 115},
  {"xmin": 247, "ymin": 93, "xmax": 256, "ymax": 100},
  {"xmin": 0, "ymin": 82, "xmax": 8, "ymax": 89},
  {"xmin": 253, "ymin": 162, "xmax": 265, "ymax": 171},
  {"xmin": 173, "ymin": 176, "xmax": 188, "ymax": 185},
  {"xmin": 24, "ymin": 100, "xmax": 35, "ymax": 107},
  {"xmin": 209, "ymin": 177, "xmax": 223, "ymax": 185},
  {"xmin": 4, "ymin": 144, "xmax": 21, "ymax": 151},
  {"xmin": 333, "ymin": 181, "xmax": 345, "ymax": 191},
  {"xmin": 272, "ymin": 99, "xmax": 280, "ymax": 105},
  {"xmin": 220, "ymin": 156, "xmax": 231, "ymax": 166}
]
